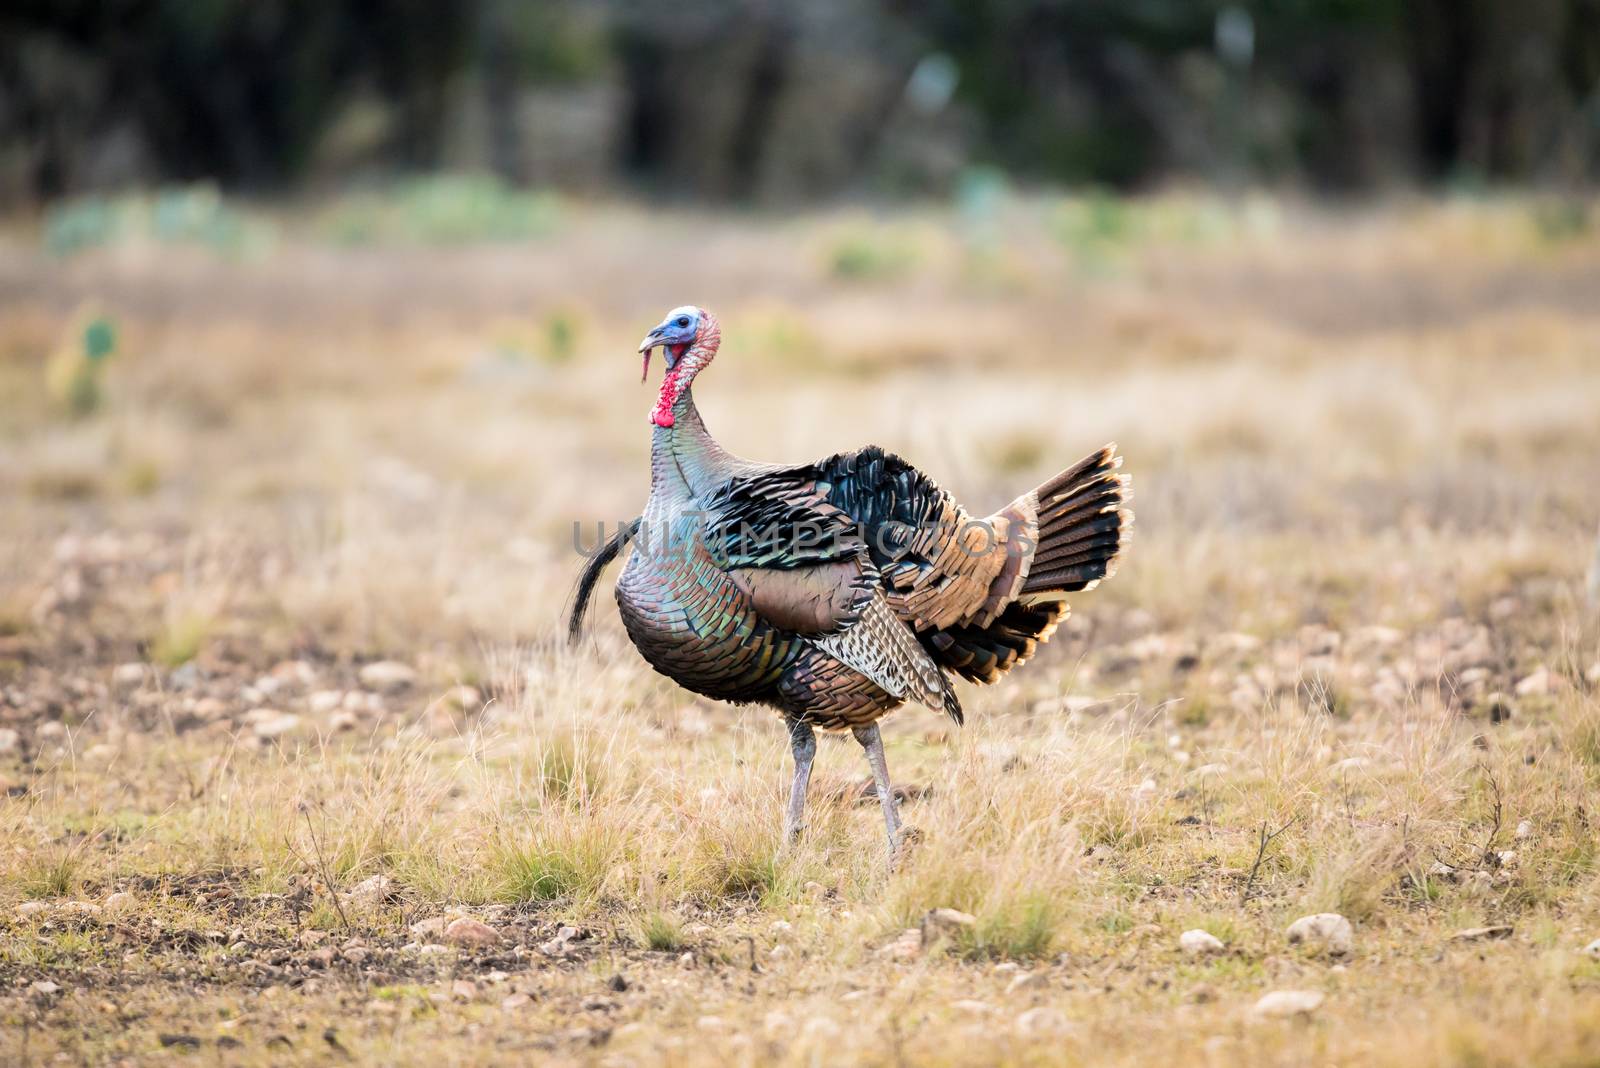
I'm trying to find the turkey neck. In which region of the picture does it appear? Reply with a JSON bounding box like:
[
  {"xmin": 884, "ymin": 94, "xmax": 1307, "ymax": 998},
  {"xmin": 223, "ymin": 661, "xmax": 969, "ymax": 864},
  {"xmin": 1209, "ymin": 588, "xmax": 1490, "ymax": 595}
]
[{"xmin": 648, "ymin": 385, "xmax": 738, "ymax": 508}]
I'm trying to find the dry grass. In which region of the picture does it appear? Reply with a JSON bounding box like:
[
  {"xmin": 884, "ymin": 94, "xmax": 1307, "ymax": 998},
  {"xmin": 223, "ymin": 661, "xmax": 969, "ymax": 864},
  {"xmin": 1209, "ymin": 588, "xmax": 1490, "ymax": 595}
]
[{"xmin": 2, "ymin": 191, "xmax": 1600, "ymax": 1065}]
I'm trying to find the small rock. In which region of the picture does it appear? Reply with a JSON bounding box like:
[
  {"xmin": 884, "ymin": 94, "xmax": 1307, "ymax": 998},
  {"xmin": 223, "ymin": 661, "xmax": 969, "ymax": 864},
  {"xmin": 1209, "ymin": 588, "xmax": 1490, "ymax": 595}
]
[
  {"xmin": 768, "ymin": 944, "xmax": 790, "ymax": 959},
  {"xmin": 992, "ymin": 962, "xmax": 1020, "ymax": 976},
  {"xmin": 412, "ymin": 943, "xmax": 450, "ymax": 956},
  {"xmin": 1587, "ymin": 663, "xmax": 1600, "ymax": 686},
  {"xmin": 1250, "ymin": 990, "xmax": 1324, "ymax": 1020},
  {"xmin": 1180, "ymin": 929, "xmax": 1226, "ymax": 956},
  {"xmin": 1515, "ymin": 820, "xmax": 1534, "ymax": 840},
  {"xmin": 342, "ymin": 946, "xmax": 370, "ymax": 964},
  {"xmin": 451, "ymin": 979, "xmax": 477, "ymax": 1001},
  {"xmin": 359, "ymin": 661, "xmax": 417, "ymax": 692},
  {"xmin": 345, "ymin": 874, "xmax": 394, "ymax": 907},
  {"xmin": 924, "ymin": 908, "xmax": 977, "ymax": 938},
  {"xmin": 677, "ymin": 951, "xmax": 695, "ymax": 967},
  {"xmin": 0, "ymin": 728, "xmax": 20, "ymax": 756},
  {"xmin": 30, "ymin": 980, "xmax": 61, "ymax": 996},
  {"xmin": 112, "ymin": 663, "xmax": 147, "ymax": 688},
  {"xmin": 104, "ymin": 891, "xmax": 134, "ymax": 912},
  {"xmin": 328, "ymin": 711, "xmax": 359, "ymax": 733},
  {"xmin": 1449, "ymin": 925, "xmax": 1513, "ymax": 943},
  {"xmin": 501, "ymin": 992, "xmax": 533, "ymax": 1012},
  {"xmin": 308, "ymin": 690, "xmax": 345, "ymax": 714},
  {"xmin": 1014, "ymin": 1006, "xmax": 1070, "ymax": 1035},
  {"xmin": 1286, "ymin": 913, "xmax": 1353, "ymax": 956},
  {"xmin": 1583, "ymin": 938, "xmax": 1600, "ymax": 959},
  {"xmin": 881, "ymin": 928, "xmax": 923, "ymax": 960},
  {"xmin": 192, "ymin": 697, "xmax": 229, "ymax": 721},
  {"xmin": 409, "ymin": 917, "xmax": 447, "ymax": 939},
  {"xmin": 443, "ymin": 917, "xmax": 501, "ymax": 948},
  {"xmin": 1006, "ymin": 971, "xmax": 1047, "ymax": 994},
  {"xmin": 60, "ymin": 900, "xmax": 101, "ymax": 916},
  {"xmin": 769, "ymin": 920, "xmax": 792, "ymax": 936},
  {"xmin": 249, "ymin": 711, "xmax": 302, "ymax": 739},
  {"xmin": 17, "ymin": 901, "xmax": 50, "ymax": 917},
  {"xmin": 538, "ymin": 925, "xmax": 580, "ymax": 956},
  {"xmin": 307, "ymin": 947, "xmax": 337, "ymax": 968},
  {"xmin": 1514, "ymin": 668, "xmax": 1553, "ymax": 697},
  {"xmin": 37, "ymin": 721, "xmax": 65, "ymax": 742}
]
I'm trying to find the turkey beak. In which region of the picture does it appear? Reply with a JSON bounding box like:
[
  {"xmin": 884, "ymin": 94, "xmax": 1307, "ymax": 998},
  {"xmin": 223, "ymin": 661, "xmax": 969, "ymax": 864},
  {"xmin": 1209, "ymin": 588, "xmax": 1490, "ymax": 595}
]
[{"xmin": 638, "ymin": 326, "xmax": 666, "ymax": 383}]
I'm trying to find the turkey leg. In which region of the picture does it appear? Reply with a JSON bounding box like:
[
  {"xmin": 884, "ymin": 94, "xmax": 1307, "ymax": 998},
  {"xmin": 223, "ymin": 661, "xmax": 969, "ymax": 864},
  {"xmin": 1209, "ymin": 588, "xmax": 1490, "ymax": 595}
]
[
  {"xmin": 852, "ymin": 722, "xmax": 901, "ymax": 848},
  {"xmin": 784, "ymin": 718, "xmax": 816, "ymax": 843}
]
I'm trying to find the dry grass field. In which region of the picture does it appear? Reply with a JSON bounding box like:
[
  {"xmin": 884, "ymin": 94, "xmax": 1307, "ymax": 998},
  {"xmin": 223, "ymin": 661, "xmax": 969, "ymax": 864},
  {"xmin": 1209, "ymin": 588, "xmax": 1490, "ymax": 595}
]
[{"xmin": 3, "ymin": 191, "xmax": 1600, "ymax": 1066}]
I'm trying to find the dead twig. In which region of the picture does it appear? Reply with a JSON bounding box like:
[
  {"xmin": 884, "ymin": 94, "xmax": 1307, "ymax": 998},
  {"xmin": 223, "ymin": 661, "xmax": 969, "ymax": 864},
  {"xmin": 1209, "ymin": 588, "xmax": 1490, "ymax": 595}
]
[
  {"xmin": 288, "ymin": 802, "xmax": 351, "ymax": 932},
  {"xmin": 1241, "ymin": 816, "xmax": 1299, "ymax": 905}
]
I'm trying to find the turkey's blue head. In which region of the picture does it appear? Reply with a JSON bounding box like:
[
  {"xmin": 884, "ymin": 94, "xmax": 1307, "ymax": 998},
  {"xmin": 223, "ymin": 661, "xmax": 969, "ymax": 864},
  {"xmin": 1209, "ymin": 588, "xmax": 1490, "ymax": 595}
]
[{"xmin": 637, "ymin": 305, "xmax": 720, "ymax": 428}]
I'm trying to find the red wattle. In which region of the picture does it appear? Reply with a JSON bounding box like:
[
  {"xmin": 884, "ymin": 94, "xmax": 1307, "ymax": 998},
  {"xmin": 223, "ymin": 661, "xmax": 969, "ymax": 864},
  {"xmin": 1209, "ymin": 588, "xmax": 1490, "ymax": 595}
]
[{"xmin": 651, "ymin": 366, "xmax": 682, "ymax": 427}]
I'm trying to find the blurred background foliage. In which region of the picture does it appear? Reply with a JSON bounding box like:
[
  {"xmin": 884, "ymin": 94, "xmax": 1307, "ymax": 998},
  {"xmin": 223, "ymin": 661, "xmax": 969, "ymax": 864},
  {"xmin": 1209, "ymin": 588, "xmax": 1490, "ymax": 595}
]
[{"xmin": 3, "ymin": 0, "xmax": 1598, "ymax": 207}]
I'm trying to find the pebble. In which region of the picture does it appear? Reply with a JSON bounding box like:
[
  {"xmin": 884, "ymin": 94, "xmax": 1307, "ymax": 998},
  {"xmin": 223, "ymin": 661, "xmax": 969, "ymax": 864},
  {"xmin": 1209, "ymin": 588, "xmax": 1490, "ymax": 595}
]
[
  {"xmin": 328, "ymin": 711, "xmax": 359, "ymax": 733},
  {"xmin": 1006, "ymin": 971, "xmax": 1047, "ymax": 994},
  {"xmin": 18, "ymin": 901, "xmax": 51, "ymax": 917},
  {"xmin": 345, "ymin": 874, "xmax": 393, "ymax": 907},
  {"xmin": 248, "ymin": 711, "xmax": 302, "ymax": 739},
  {"xmin": 359, "ymin": 661, "xmax": 417, "ymax": 692},
  {"xmin": 1516, "ymin": 820, "xmax": 1534, "ymax": 840},
  {"xmin": 450, "ymin": 979, "xmax": 477, "ymax": 1001},
  {"xmin": 1514, "ymin": 668, "xmax": 1553, "ymax": 697},
  {"xmin": 501, "ymin": 992, "xmax": 533, "ymax": 1012},
  {"xmin": 409, "ymin": 917, "xmax": 447, "ymax": 939},
  {"xmin": 443, "ymin": 917, "xmax": 502, "ymax": 948},
  {"xmin": 880, "ymin": 928, "xmax": 923, "ymax": 960},
  {"xmin": 1180, "ymin": 929, "xmax": 1226, "ymax": 956},
  {"xmin": 112, "ymin": 663, "xmax": 147, "ymax": 688},
  {"xmin": 925, "ymin": 908, "xmax": 977, "ymax": 937},
  {"xmin": 1014, "ymin": 1007, "xmax": 1069, "ymax": 1035},
  {"xmin": 0, "ymin": 728, "xmax": 22, "ymax": 755},
  {"xmin": 1250, "ymin": 989, "xmax": 1324, "ymax": 1020},
  {"xmin": 1286, "ymin": 913, "xmax": 1353, "ymax": 956},
  {"xmin": 308, "ymin": 690, "xmax": 345, "ymax": 714},
  {"xmin": 104, "ymin": 891, "xmax": 134, "ymax": 911},
  {"xmin": 192, "ymin": 698, "xmax": 229, "ymax": 721},
  {"xmin": 30, "ymin": 980, "xmax": 61, "ymax": 996}
]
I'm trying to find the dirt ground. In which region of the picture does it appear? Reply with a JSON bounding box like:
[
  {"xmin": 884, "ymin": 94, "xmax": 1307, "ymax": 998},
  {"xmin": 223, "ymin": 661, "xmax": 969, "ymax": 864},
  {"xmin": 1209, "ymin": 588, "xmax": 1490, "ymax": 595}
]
[{"xmin": 2, "ymin": 193, "xmax": 1600, "ymax": 1066}]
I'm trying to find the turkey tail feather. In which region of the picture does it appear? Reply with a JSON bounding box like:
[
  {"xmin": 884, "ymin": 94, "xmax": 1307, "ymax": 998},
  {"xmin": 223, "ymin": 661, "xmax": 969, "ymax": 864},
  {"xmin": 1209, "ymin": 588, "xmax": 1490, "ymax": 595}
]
[
  {"xmin": 1020, "ymin": 444, "xmax": 1132, "ymax": 598},
  {"xmin": 566, "ymin": 519, "xmax": 641, "ymax": 644}
]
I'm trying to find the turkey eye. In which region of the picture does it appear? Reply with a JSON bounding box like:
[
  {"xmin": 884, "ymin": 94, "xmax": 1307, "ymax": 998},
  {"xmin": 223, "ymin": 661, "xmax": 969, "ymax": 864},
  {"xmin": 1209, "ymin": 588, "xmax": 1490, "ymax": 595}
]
[{"xmin": 676, "ymin": 317, "xmax": 690, "ymax": 328}]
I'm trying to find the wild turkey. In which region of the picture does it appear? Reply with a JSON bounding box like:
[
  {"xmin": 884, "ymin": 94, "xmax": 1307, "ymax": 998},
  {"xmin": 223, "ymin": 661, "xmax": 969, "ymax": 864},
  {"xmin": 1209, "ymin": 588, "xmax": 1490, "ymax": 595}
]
[{"xmin": 569, "ymin": 305, "xmax": 1132, "ymax": 850}]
